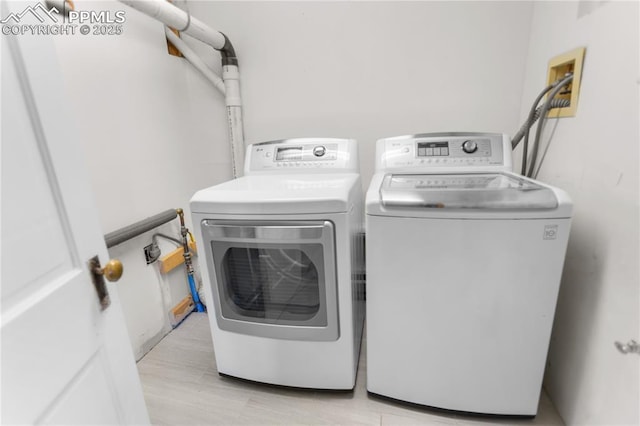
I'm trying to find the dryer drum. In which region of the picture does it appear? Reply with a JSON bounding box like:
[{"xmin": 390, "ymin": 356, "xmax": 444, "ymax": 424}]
[{"xmin": 222, "ymin": 247, "xmax": 321, "ymax": 320}]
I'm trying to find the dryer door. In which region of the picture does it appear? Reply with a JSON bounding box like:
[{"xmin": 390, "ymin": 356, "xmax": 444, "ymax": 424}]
[{"xmin": 201, "ymin": 220, "xmax": 339, "ymax": 341}]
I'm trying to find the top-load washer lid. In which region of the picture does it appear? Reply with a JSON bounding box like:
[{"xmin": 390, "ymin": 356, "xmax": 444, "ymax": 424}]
[{"xmin": 380, "ymin": 172, "xmax": 559, "ymax": 210}]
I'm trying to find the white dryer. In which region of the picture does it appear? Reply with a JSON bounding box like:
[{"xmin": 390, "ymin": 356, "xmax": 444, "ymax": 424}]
[
  {"xmin": 365, "ymin": 133, "xmax": 572, "ymax": 416},
  {"xmin": 191, "ymin": 138, "xmax": 365, "ymax": 390}
]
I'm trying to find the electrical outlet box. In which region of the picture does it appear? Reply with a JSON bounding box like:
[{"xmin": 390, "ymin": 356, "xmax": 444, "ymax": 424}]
[
  {"xmin": 144, "ymin": 242, "xmax": 161, "ymax": 264},
  {"xmin": 546, "ymin": 47, "xmax": 586, "ymax": 118}
]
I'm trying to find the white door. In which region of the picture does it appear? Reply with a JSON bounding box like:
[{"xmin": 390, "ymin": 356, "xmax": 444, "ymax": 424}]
[{"xmin": 0, "ymin": 4, "xmax": 149, "ymax": 424}]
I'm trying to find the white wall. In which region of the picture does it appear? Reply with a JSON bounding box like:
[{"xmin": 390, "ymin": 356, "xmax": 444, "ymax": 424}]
[
  {"xmin": 515, "ymin": 2, "xmax": 639, "ymax": 425},
  {"xmin": 52, "ymin": 0, "xmax": 535, "ymax": 359},
  {"xmin": 53, "ymin": 0, "xmax": 230, "ymax": 359},
  {"xmin": 186, "ymin": 1, "xmax": 534, "ymax": 186}
]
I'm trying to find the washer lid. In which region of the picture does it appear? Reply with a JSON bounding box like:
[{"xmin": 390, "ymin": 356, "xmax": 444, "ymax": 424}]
[{"xmin": 380, "ymin": 173, "xmax": 559, "ymax": 210}]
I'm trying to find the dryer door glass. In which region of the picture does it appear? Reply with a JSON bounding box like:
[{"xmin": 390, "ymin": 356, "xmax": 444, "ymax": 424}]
[
  {"xmin": 202, "ymin": 220, "xmax": 339, "ymax": 342},
  {"xmin": 222, "ymin": 246, "xmax": 322, "ymax": 321}
]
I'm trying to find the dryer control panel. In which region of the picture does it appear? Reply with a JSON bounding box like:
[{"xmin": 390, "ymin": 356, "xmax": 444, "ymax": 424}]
[
  {"xmin": 375, "ymin": 133, "xmax": 512, "ymax": 173},
  {"xmin": 245, "ymin": 138, "xmax": 359, "ymax": 175}
]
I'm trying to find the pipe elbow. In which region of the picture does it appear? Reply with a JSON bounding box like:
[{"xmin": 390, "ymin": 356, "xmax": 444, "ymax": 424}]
[{"xmin": 219, "ymin": 32, "xmax": 238, "ymax": 67}]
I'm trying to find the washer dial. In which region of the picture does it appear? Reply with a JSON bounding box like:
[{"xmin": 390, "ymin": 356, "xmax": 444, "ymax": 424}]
[
  {"xmin": 462, "ymin": 140, "xmax": 478, "ymax": 154},
  {"xmin": 313, "ymin": 146, "xmax": 326, "ymax": 157}
]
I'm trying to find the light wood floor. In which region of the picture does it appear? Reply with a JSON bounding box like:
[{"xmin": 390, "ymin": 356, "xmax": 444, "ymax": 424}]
[{"xmin": 137, "ymin": 313, "xmax": 564, "ymax": 425}]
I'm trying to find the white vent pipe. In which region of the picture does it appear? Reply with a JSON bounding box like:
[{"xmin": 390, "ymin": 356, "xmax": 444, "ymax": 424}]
[
  {"xmin": 119, "ymin": 0, "xmax": 224, "ymax": 49},
  {"xmin": 163, "ymin": 27, "xmax": 226, "ymax": 95},
  {"xmin": 119, "ymin": 0, "xmax": 246, "ymax": 177},
  {"xmin": 221, "ymin": 65, "xmax": 245, "ymax": 178}
]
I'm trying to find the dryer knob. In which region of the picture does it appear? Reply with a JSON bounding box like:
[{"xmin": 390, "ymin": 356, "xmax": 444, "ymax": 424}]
[
  {"xmin": 313, "ymin": 146, "xmax": 326, "ymax": 157},
  {"xmin": 462, "ymin": 140, "xmax": 478, "ymax": 154}
]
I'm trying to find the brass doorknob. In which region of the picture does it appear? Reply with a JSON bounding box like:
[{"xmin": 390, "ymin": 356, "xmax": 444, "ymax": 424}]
[{"xmin": 100, "ymin": 259, "xmax": 123, "ymax": 282}]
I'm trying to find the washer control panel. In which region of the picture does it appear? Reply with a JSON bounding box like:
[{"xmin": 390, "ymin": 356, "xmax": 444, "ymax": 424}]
[
  {"xmin": 246, "ymin": 138, "xmax": 359, "ymax": 174},
  {"xmin": 376, "ymin": 133, "xmax": 512, "ymax": 173}
]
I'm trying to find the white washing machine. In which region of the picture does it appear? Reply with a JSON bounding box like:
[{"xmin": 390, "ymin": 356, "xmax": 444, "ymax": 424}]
[
  {"xmin": 190, "ymin": 138, "xmax": 365, "ymax": 390},
  {"xmin": 365, "ymin": 133, "xmax": 572, "ymax": 416}
]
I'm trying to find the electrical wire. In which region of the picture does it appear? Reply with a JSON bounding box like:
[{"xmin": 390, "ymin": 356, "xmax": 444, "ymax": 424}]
[{"xmin": 527, "ymin": 73, "xmax": 574, "ymax": 177}]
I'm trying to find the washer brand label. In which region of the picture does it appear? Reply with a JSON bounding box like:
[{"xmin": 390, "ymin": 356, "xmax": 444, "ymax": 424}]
[{"xmin": 543, "ymin": 225, "xmax": 559, "ymax": 240}]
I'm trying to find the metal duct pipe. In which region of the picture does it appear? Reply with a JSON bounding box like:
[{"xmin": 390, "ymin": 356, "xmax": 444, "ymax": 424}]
[{"xmin": 105, "ymin": 209, "xmax": 178, "ymax": 248}]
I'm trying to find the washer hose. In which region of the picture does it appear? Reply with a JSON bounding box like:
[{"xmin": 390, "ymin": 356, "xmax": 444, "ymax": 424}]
[
  {"xmin": 514, "ymin": 73, "xmax": 573, "ymax": 176},
  {"xmin": 526, "ymin": 73, "xmax": 573, "ymax": 177},
  {"xmin": 176, "ymin": 208, "xmax": 205, "ymax": 312},
  {"xmin": 511, "ymin": 98, "xmax": 570, "ymax": 149}
]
